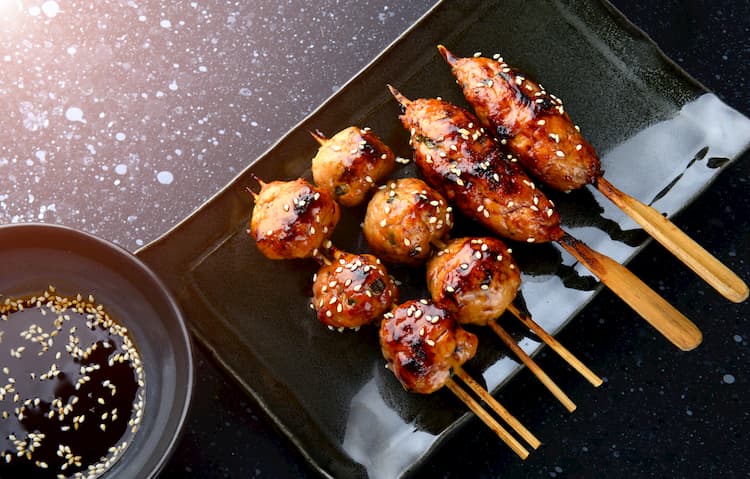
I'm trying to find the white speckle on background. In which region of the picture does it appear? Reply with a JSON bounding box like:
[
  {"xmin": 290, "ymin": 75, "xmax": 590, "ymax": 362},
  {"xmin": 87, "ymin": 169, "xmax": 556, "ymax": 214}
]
[
  {"xmin": 28, "ymin": 5, "xmax": 41, "ymax": 16},
  {"xmin": 35, "ymin": 150, "xmax": 47, "ymax": 162},
  {"xmin": 733, "ymin": 334, "xmax": 742, "ymax": 343},
  {"xmin": 115, "ymin": 164, "xmax": 128, "ymax": 175},
  {"xmin": 67, "ymin": 45, "xmax": 77, "ymax": 55},
  {"xmin": 20, "ymin": 101, "xmax": 49, "ymax": 131},
  {"xmin": 722, "ymin": 374, "xmax": 735, "ymax": 384},
  {"xmin": 239, "ymin": 87, "xmax": 252, "ymax": 97},
  {"xmin": 168, "ymin": 80, "xmax": 178, "ymax": 91},
  {"xmin": 115, "ymin": 132, "xmax": 126, "ymax": 141},
  {"xmin": 41, "ymin": 1, "xmax": 60, "ymax": 18},
  {"xmin": 160, "ymin": 19, "xmax": 172, "ymax": 28},
  {"xmin": 157, "ymin": 170, "xmax": 174, "ymax": 184},
  {"xmin": 65, "ymin": 106, "xmax": 86, "ymax": 123}
]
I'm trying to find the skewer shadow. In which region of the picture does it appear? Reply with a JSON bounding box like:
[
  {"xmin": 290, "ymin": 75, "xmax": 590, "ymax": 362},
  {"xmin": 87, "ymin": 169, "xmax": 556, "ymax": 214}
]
[{"xmin": 545, "ymin": 188, "xmax": 647, "ymax": 247}]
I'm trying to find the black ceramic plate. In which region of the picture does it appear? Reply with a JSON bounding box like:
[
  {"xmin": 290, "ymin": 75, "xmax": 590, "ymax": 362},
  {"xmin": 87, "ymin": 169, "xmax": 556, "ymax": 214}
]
[
  {"xmin": 0, "ymin": 223, "xmax": 193, "ymax": 479},
  {"xmin": 136, "ymin": 1, "xmax": 750, "ymax": 477}
]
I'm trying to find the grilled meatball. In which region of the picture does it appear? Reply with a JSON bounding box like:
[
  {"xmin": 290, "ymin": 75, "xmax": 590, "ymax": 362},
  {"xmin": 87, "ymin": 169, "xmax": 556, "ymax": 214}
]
[
  {"xmin": 427, "ymin": 237, "xmax": 520, "ymax": 326},
  {"xmin": 363, "ymin": 177, "xmax": 453, "ymax": 265},
  {"xmin": 438, "ymin": 46, "xmax": 601, "ymax": 192},
  {"xmin": 249, "ymin": 177, "xmax": 340, "ymax": 260},
  {"xmin": 311, "ymin": 126, "xmax": 397, "ymax": 207},
  {"xmin": 380, "ymin": 299, "xmax": 478, "ymax": 394},
  {"xmin": 311, "ymin": 249, "xmax": 399, "ymax": 330},
  {"xmin": 389, "ymin": 87, "xmax": 563, "ymax": 244}
]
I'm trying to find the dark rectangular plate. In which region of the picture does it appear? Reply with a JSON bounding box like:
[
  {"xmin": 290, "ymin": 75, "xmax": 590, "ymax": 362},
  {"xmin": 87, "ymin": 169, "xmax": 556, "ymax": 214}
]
[{"xmin": 136, "ymin": 1, "xmax": 750, "ymax": 477}]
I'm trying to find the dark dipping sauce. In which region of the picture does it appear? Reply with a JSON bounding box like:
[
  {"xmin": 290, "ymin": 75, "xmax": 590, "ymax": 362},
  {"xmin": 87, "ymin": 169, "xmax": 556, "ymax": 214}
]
[{"xmin": 0, "ymin": 286, "xmax": 145, "ymax": 479}]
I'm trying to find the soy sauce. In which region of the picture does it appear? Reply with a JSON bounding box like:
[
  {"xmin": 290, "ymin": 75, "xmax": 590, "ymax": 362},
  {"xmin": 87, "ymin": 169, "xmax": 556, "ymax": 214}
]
[{"xmin": 0, "ymin": 287, "xmax": 145, "ymax": 478}]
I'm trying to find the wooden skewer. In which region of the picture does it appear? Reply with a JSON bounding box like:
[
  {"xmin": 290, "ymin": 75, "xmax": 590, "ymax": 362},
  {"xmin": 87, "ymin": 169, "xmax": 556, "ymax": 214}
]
[
  {"xmin": 452, "ymin": 365, "xmax": 541, "ymax": 449},
  {"xmin": 309, "ymin": 130, "xmax": 329, "ymax": 146},
  {"xmin": 507, "ymin": 304, "xmax": 603, "ymax": 387},
  {"xmin": 430, "ymin": 239, "xmax": 586, "ymax": 404},
  {"xmin": 558, "ymin": 232, "xmax": 702, "ymax": 351},
  {"xmin": 595, "ymin": 177, "xmax": 748, "ymax": 303},
  {"xmin": 444, "ymin": 377, "xmax": 529, "ymax": 459},
  {"xmin": 488, "ymin": 320, "xmax": 577, "ymax": 413}
]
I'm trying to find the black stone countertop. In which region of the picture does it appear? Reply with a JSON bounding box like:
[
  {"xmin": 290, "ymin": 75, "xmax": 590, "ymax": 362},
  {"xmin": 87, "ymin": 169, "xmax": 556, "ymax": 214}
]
[{"xmin": 1, "ymin": 1, "xmax": 748, "ymax": 478}]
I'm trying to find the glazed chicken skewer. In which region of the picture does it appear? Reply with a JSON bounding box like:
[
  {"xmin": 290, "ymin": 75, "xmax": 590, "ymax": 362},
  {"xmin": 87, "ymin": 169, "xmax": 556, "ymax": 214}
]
[
  {"xmin": 364, "ymin": 178, "xmax": 600, "ymax": 411},
  {"xmin": 380, "ymin": 299, "xmax": 533, "ymax": 458},
  {"xmin": 427, "ymin": 236, "xmax": 577, "ymax": 412},
  {"xmin": 246, "ymin": 174, "xmax": 538, "ymax": 455},
  {"xmin": 309, "ymin": 126, "xmax": 397, "ymax": 207},
  {"xmin": 438, "ymin": 45, "xmax": 748, "ymax": 304},
  {"xmin": 388, "ymin": 86, "xmax": 702, "ymax": 351},
  {"xmin": 429, "ymin": 237, "xmax": 603, "ymax": 389}
]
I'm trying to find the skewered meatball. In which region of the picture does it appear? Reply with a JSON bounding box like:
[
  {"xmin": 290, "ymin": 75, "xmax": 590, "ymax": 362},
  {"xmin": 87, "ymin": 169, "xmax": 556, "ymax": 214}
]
[
  {"xmin": 363, "ymin": 177, "xmax": 453, "ymax": 265},
  {"xmin": 427, "ymin": 237, "xmax": 520, "ymax": 326},
  {"xmin": 438, "ymin": 46, "xmax": 601, "ymax": 192},
  {"xmin": 311, "ymin": 126, "xmax": 397, "ymax": 207},
  {"xmin": 311, "ymin": 249, "xmax": 399, "ymax": 330},
  {"xmin": 389, "ymin": 87, "xmax": 562, "ymax": 244},
  {"xmin": 249, "ymin": 177, "xmax": 340, "ymax": 260},
  {"xmin": 380, "ymin": 299, "xmax": 478, "ymax": 394}
]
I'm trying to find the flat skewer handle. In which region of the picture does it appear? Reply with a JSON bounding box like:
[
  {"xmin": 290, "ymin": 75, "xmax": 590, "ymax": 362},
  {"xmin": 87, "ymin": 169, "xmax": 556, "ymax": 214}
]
[
  {"xmin": 445, "ymin": 378, "xmax": 529, "ymax": 459},
  {"xmin": 453, "ymin": 366, "xmax": 541, "ymax": 449},
  {"xmin": 507, "ymin": 304, "xmax": 603, "ymax": 387},
  {"xmin": 595, "ymin": 177, "xmax": 748, "ymax": 303},
  {"xmin": 488, "ymin": 321, "xmax": 577, "ymax": 413},
  {"xmin": 558, "ymin": 233, "xmax": 702, "ymax": 351}
]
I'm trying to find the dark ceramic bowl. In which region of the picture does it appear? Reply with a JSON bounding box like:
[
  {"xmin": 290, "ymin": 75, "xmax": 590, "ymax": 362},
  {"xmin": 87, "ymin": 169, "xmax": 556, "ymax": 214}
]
[{"xmin": 0, "ymin": 223, "xmax": 193, "ymax": 479}]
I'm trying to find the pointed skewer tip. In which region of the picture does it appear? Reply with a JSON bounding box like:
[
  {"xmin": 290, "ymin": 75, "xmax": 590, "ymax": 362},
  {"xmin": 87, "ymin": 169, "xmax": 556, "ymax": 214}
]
[
  {"xmin": 437, "ymin": 44, "xmax": 457, "ymax": 65},
  {"xmin": 386, "ymin": 84, "xmax": 411, "ymax": 107},
  {"xmin": 309, "ymin": 129, "xmax": 328, "ymax": 146}
]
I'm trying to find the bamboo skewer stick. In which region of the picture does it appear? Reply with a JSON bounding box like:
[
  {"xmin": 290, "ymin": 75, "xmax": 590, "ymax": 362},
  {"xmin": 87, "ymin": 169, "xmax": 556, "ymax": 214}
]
[
  {"xmin": 444, "ymin": 377, "xmax": 529, "ymax": 459},
  {"xmin": 453, "ymin": 365, "xmax": 541, "ymax": 449},
  {"xmin": 488, "ymin": 320, "xmax": 577, "ymax": 413},
  {"xmin": 507, "ymin": 304, "xmax": 603, "ymax": 387},
  {"xmin": 557, "ymin": 233, "xmax": 702, "ymax": 351},
  {"xmin": 595, "ymin": 177, "xmax": 748, "ymax": 303},
  {"xmin": 309, "ymin": 130, "xmax": 328, "ymax": 146}
]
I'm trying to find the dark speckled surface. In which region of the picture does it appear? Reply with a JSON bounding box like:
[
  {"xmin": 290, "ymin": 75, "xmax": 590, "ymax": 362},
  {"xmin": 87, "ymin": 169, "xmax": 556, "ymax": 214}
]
[{"xmin": 2, "ymin": 0, "xmax": 748, "ymax": 477}]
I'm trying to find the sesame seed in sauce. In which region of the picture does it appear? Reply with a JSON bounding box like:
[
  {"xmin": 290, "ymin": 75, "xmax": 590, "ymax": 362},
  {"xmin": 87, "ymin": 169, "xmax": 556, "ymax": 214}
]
[{"xmin": 0, "ymin": 286, "xmax": 145, "ymax": 477}]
